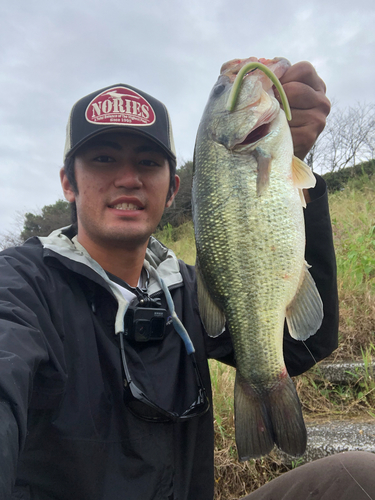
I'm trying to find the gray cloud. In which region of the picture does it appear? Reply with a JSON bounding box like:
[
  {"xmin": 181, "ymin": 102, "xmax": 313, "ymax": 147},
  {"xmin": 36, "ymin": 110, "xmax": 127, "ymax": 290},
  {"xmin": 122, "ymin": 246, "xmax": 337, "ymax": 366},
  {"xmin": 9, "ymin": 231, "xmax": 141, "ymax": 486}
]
[{"xmin": 0, "ymin": 0, "xmax": 374, "ymax": 234}]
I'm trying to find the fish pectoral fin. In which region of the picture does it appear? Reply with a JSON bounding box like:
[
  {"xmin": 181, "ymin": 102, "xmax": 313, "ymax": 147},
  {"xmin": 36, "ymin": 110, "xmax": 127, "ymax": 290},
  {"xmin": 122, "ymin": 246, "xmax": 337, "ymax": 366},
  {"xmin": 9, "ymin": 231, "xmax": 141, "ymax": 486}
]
[
  {"xmin": 292, "ymin": 156, "xmax": 316, "ymax": 190},
  {"xmin": 234, "ymin": 372, "xmax": 307, "ymax": 460},
  {"xmin": 196, "ymin": 260, "xmax": 226, "ymax": 337},
  {"xmin": 254, "ymin": 147, "xmax": 272, "ymax": 196},
  {"xmin": 298, "ymin": 188, "xmax": 307, "ymax": 208},
  {"xmin": 285, "ymin": 262, "xmax": 324, "ymax": 341}
]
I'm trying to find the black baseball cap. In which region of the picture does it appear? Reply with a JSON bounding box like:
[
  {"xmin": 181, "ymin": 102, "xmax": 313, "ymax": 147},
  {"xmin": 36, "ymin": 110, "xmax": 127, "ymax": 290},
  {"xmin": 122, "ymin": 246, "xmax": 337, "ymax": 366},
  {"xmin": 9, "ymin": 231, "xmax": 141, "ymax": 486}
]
[{"xmin": 64, "ymin": 84, "xmax": 176, "ymax": 161}]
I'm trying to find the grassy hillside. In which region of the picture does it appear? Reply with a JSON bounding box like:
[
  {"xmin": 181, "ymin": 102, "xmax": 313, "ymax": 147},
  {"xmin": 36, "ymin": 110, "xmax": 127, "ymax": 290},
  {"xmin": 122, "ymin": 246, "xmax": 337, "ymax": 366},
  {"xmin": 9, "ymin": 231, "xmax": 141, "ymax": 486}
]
[
  {"xmin": 154, "ymin": 172, "xmax": 375, "ymax": 499},
  {"xmin": 329, "ymin": 175, "xmax": 375, "ymax": 359}
]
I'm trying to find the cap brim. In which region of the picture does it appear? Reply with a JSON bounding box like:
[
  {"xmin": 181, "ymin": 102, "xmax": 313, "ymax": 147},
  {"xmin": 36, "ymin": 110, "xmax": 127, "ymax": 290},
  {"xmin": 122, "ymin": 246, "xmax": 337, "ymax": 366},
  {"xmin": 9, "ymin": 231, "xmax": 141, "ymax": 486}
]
[{"xmin": 65, "ymin": 126, "xmax": 176, "ymax": 161}]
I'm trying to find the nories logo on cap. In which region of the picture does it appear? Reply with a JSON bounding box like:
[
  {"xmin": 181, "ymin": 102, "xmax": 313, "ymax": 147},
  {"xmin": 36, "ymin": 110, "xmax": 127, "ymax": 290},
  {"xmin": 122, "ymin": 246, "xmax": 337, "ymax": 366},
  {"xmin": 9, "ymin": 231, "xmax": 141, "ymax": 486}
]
[{"xmin": 85, "ymin": 86, "xmax": 156, "ymax": 127}]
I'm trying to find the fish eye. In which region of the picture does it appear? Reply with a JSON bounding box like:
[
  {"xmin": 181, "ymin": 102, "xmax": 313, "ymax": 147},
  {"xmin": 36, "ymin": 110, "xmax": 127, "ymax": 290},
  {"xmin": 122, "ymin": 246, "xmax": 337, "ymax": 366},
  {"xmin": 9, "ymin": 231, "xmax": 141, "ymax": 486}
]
[{"xmin": 213, "ymin": 84, "xmax": 225, "ymax": 96}]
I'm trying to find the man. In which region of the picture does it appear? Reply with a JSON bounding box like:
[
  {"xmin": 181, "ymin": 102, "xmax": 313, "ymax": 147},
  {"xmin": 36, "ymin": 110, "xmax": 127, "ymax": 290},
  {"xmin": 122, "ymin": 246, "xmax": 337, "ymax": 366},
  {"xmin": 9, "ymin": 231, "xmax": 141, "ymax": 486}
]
[{"xmin": 0, "ymin": 62, "xmax": 366, "ymax": 500}]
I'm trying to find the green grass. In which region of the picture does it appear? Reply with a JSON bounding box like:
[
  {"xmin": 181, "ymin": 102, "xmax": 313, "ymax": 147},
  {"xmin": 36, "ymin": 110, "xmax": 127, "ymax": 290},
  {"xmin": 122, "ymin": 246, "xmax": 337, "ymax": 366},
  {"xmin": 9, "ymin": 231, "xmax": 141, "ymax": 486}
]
[
  {"xmin": 154, "ymin": 173, "xmax": 375, "ymax": 499},
  {"xmin": 154, "ymin": 222, "xmax": 196, "ymax": 265},
  {"xmin": 330, "ymin": 179, "xmax": 375, "ymax": 287}
]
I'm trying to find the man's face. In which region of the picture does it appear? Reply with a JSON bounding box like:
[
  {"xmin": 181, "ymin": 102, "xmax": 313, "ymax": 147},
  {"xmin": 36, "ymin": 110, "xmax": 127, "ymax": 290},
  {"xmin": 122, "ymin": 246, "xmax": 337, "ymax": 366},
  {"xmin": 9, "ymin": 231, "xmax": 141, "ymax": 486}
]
[{"xmin": 61, "ymin": 132, "xmax": 179, "ymax": 251}]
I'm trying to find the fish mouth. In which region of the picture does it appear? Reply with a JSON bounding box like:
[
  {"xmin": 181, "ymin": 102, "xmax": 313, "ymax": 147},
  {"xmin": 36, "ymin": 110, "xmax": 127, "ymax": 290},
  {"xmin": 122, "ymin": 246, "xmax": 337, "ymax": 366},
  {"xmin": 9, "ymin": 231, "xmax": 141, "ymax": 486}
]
[
  {"xmin": 237, "ymin": 123, "xmax": 271, "ymax": 146},
  {"xmin": 231, "ymin": 100, "xmax": 279, "ymax": 150}
]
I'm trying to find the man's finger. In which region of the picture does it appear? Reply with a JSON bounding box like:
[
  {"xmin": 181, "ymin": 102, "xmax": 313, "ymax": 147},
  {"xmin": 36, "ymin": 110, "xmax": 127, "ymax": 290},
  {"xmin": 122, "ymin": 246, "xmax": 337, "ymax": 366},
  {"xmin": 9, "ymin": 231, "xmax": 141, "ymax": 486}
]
[
  {"xmin": 277, "ymin": 82, "xmax": 331, "ymax": 114},
  {"xmin": 290, "ymin": 125, "xmax": 321, "ymax": 160},
  {"xmin": 279, "ymin": 61, "xmax": 326, "ymax": 93},
  {"xmin": 287, "ymin": 108, "xmax": 329, "ymax": 132}
]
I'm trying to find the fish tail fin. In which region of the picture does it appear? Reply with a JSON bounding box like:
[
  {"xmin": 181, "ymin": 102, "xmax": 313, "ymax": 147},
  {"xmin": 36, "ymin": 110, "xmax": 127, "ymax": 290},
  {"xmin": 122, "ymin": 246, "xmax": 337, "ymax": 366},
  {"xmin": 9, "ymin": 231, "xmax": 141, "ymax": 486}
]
[
  {"xmin": 234, "ymin": 371, "xmax": 307, "ymax": 460},
  {"xmin": 234, "ymin": 372, "xmax": 274, "ymax": 459}
]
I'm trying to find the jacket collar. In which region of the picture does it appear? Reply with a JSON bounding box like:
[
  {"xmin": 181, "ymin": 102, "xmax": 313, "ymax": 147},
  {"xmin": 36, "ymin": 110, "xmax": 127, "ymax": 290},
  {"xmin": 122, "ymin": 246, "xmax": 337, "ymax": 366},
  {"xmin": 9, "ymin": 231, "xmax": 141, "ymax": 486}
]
[
  {"xmin": 38, "ymin": 226, "xmax": 184, "ymax": 334},
  {"xmin": 38, "ymin": 226, "xmax": 183, "ymax": 293}
]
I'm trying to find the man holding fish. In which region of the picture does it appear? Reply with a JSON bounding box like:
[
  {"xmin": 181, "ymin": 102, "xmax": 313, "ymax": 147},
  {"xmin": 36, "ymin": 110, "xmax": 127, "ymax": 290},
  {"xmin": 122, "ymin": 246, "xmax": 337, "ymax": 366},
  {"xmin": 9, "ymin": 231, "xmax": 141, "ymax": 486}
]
[{"xmin": 0, "ymin": 58, "xmax": 373, "ymax": 500}]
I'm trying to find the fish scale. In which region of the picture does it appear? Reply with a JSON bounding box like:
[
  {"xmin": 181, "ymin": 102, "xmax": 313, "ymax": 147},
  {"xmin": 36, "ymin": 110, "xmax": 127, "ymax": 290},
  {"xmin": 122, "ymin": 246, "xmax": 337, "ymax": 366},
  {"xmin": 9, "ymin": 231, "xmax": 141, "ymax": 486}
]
[{"xmin": 192, "ymin": 57, "xmax": 323, "ymax": 459}]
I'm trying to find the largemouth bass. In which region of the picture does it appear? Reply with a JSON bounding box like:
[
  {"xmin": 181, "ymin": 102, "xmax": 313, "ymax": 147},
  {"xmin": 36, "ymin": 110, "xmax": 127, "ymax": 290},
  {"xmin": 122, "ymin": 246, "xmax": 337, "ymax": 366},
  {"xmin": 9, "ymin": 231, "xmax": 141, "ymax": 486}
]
[{"xmin": 192, "ymin": 57, "xmax": 323, "ymax": 460}]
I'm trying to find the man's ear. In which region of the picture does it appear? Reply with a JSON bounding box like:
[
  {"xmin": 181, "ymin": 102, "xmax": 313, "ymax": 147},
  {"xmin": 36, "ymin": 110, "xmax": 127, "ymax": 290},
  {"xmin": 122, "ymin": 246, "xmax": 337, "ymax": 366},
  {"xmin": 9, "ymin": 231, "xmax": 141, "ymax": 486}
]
[
  {"xmin": 60, "ymin": 167, "xmax": 76, "ymax": 203},
  {"xmin": 166, "ymin": 175, "xmax": 180, "ymax": 208}
]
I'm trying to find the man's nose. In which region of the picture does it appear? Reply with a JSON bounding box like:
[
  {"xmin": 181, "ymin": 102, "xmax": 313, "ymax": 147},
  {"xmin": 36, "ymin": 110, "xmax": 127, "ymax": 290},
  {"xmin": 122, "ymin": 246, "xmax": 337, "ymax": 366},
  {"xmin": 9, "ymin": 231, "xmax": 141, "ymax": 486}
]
[{"xmin": 113, "ymin": 164, "xmax": 142, "ymax": 189}]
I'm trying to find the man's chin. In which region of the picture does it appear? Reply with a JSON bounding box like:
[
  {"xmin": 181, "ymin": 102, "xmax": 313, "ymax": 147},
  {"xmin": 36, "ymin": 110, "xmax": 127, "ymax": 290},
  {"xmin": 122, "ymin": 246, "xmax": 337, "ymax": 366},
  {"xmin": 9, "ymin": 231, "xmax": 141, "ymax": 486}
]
[{"xmin": 97, "ymin": 228, "xmax": 152, "ymax": 250}]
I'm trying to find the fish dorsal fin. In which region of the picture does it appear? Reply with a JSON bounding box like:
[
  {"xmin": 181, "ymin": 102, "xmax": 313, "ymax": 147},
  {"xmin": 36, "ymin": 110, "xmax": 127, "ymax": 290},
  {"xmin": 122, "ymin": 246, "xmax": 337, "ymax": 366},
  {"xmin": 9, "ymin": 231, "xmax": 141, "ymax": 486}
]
[
  {"xmin": 285, "ymin": 262, "xmax": 323, "ymax": 341},
  {"xmin": 196, "ymin": 258, "xmax": 226, "ymax": 337},
  {"xmin": 292, "ymin": 156, "xmax": 316, "ymax": 190}
]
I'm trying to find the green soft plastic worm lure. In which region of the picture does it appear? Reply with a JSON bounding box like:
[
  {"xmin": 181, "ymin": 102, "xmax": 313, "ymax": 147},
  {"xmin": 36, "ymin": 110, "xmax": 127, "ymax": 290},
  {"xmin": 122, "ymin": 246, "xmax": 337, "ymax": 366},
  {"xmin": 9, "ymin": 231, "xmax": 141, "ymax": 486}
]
[{"xmin": 226, "ymin": 61, "xmax": 292, "ymax": 121}]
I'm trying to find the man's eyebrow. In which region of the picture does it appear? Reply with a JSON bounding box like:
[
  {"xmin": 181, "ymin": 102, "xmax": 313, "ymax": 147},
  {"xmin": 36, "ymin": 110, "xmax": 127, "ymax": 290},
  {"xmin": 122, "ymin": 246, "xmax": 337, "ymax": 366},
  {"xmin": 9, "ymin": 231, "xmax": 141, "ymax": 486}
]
[
  {"xmin": 89, "ymin": 140, "xmax": 122, "ymax": 150},
  {"xmin": 134, "ymin": 144, "xmax": 165, "ymax": 155}
]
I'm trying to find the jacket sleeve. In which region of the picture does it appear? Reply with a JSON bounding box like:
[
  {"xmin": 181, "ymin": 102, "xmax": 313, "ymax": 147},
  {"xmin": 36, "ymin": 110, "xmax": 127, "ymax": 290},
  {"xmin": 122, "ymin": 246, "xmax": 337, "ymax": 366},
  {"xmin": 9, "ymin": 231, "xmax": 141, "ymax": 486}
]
[
  {"xmin": 0, "ymin": 247, "xmax": 65, "ymax": 491},
  {"xmin": 0, "ymin": 401, "xmax": 19, "ymax": 499},
  {"xmin": 283, "ymin": 174, "xmax": 339, "ymax": 376}
]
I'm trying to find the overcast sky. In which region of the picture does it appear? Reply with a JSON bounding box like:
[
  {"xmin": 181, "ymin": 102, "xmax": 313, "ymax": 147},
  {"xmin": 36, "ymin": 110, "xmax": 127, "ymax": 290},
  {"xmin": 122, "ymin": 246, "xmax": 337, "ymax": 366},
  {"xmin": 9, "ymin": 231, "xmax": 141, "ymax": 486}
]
[{"xmin": 1, "ymin": 0, "xmax": 374, "ymax": 235}]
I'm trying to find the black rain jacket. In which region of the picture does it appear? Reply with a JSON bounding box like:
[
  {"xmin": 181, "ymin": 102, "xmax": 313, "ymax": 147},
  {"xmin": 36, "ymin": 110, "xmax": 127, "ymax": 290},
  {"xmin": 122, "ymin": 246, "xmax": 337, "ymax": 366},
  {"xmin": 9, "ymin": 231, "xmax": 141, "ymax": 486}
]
[{"xmin": 0, "ymin": 175, "xmax": 338, "ymax": 500}]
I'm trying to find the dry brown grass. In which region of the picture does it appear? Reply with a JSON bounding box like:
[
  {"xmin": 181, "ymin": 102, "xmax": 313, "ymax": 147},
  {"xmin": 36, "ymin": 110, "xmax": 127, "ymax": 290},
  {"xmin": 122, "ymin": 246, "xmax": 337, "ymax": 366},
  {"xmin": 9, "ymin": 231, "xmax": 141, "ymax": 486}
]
[
  {"xmin": 333, "ymin": 286, "xmax": 375, "ymax": 361},
  {"xmin": 214, "ymin": 448, "xmax": 290, "ymax": 499},
  {"xmin": 210, "ymin": 361, "xmax": 292, "ymax": 499},
  {"xmin": 211, "ymin": 357, "xmax": 375, "ymax": 499}
]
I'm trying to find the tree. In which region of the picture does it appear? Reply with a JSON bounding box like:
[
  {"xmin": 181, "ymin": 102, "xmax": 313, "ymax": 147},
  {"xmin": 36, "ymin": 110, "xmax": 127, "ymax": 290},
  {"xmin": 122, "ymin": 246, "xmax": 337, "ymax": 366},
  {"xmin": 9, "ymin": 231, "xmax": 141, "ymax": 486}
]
[
  {"xmin": 0, "ymin": 212, "xmax": 28, "ymax": 251},
  {"xmin": 307, "ymin": 103, "xmax": 375, "ymax": 174},
  {"xmin": 0, "ymin": 231, "xmax": 24, "ymax": 251},
  {"xmin": 20, "ymin": 200, "xmax": 72, "ymax": 241},
  {"xmin": 159, "ymin": 161, "xmax": 194, "ymax": 228}
]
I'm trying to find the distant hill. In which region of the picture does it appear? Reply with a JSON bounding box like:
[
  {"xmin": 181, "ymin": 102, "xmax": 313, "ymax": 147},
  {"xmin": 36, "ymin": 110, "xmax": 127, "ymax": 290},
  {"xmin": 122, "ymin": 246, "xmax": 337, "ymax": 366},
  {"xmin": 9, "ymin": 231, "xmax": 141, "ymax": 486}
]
[{"xmin": 322, "ymin": 159, "xmax": 375, "ymax": 193}]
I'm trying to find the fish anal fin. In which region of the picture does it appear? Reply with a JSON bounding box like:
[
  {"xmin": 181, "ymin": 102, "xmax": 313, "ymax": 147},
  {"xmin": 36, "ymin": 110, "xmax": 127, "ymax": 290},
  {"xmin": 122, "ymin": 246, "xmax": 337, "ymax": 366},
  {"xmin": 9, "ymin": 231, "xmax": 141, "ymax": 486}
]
[
  {"xmin": 292, "ymin": 156, "xmax": 316, "ymax": 190},
  {"xmin": 254, "ymin": 147, "xmax": 272, "ymax": 196},
  {"xmin": 286, "ymin": 262, "xmax": 324, "ymax": 341},
  {"xmin": 196, "ymin": 260, "xmax": 226, "ymax": 337},
  {"xmin": 235, "ymin": 371, "xmax": 307, "ymax": 460}
]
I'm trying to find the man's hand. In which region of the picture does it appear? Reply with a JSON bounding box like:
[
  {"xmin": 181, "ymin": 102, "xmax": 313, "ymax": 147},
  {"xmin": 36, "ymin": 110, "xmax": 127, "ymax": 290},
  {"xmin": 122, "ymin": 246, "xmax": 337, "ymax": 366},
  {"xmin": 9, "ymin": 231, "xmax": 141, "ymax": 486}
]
[{"xmin": 275, "ymin": 62, "xmax": 331, "ymax": 160}]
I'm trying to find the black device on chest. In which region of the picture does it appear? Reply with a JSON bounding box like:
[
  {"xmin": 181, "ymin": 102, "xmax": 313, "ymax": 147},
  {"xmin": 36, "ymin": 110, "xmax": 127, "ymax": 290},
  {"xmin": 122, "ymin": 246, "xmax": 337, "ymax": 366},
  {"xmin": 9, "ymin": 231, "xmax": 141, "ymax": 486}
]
[
  {"xmin": 106, "ymin": 269, "xmax": 168, "ymax": 343},
  {"xmin": 124, "ymin": 296, "xmax": 168, "ymax": 342}
]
